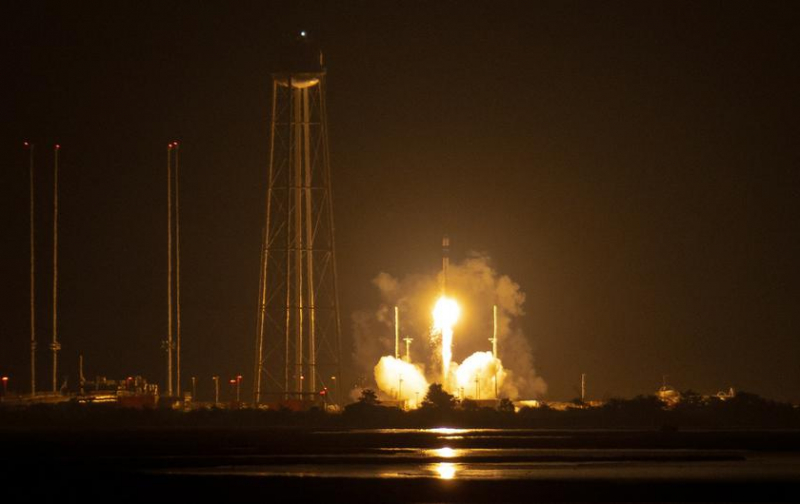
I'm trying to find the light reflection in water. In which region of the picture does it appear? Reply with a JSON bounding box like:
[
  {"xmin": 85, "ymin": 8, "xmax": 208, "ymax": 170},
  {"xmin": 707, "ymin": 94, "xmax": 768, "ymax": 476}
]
[
  {"xmin": 431, "ymin": 447, "xmax": 458, "ymax": 458},
  {"xmin": 427, "ymin": 427, "xmax": 468, "ymax": 434},
  {"xmin": 434, "ymin": 462, "xmax": 457, "ymax": 479}
]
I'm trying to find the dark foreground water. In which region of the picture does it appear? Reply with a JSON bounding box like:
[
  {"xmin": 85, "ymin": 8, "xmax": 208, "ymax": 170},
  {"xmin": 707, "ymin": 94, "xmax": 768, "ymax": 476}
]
[{"xmin": 3, "ymin": 427, "xmax": 799, "ymax": 502}]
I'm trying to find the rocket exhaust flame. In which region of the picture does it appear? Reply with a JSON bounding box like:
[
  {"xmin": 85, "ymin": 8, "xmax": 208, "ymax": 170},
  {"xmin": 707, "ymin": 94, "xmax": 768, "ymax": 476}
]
[{"xmin": 433, "ymin": 296, "xmax": 460, "ymax": 390}]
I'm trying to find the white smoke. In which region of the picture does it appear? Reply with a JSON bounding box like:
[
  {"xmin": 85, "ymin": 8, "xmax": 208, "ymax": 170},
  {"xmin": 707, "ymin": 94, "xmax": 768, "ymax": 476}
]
[
  {"xmin": 454, "ymin": 351, "xmax": 506, "ymax": 399},
  {"xmin": 374, "ymin": 356, "xmax": 429, "ymax": 408},
  {"xmin": 352, "ymin": 252, "xmax": 547, "ymax": 400}
]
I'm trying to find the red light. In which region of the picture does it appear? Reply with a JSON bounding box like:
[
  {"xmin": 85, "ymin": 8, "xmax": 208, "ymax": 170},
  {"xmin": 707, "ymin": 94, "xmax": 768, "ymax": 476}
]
[
  {"xmin": 23, "ymin": 141, "xmax": 29, "ymax": 147},
  {"xmin": 1, "ymin": 377, "xmax": 8, "ymax": 382},
  {"xmin": 55, "ymin": 144, "xmax": 60, "ymax": 150},
  {"xmin": 229, "ymin": 379, "xmax": 236, "ymax": 384}
]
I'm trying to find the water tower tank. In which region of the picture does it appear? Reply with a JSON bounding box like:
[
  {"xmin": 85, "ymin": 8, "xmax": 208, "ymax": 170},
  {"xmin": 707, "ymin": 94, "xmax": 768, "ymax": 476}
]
[{"xmin": 275, "ymin": 32, "xmax": 324, "ymax": 89}]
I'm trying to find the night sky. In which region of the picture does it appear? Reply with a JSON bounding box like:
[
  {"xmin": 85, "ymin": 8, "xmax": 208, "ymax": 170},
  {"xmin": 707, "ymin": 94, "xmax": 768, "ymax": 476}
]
[{"xmin": 1, "ymin": 1, "xmax": 798, "ymax": 402}]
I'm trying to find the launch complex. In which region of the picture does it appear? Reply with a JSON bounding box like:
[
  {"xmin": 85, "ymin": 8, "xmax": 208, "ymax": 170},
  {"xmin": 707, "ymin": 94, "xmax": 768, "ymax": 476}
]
[{"xmin": 373, "ymin": 235, "xmax": 508, "ymax": 409}]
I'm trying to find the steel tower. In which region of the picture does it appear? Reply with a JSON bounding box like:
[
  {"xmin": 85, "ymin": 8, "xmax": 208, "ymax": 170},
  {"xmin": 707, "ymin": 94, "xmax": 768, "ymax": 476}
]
[{"xmin": 254, "ymin": 34, "xmax": 342, "ymax": 404}]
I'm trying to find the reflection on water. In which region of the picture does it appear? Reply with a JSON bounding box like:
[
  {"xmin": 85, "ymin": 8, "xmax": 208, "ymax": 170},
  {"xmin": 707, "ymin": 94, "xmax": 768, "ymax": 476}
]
[
  {"xmin": 159, "ymin": 429, "xmax": 800, "ymax": 483},
  {"xmin": 433, "ymin": 462, "xmax": 457, "ymax": 479},
  {"xmin": 430, "ymin": 447, "xmax": 458, "ymax": 458},
  {"xmin": 427, "ymin": 428, "xmax": 471, "ymax": 435}
]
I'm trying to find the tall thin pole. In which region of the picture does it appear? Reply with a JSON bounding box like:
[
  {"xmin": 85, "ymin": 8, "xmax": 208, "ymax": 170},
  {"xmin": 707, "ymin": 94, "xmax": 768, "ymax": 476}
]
[
  {"xmin": 294, "ymin": 86, "xmax": 304, "ymax": 395},
  {"xmin": 319, "ymin": 74, "xmax": 343, "ymax": 404},
  {"xmin": 174, "ymin": 142, "xmax": 181, "ymax": 396},
  {"xmin": 284, "ymin": 78, "xmax": 293, "ymax": 399},
  {"xmin": 442, "ymin": 235, "xmax": 449, "ymax": 294},
  {"xmin": 302, "ymin": 88, "xmax": 316, "ymax": 392},
  {"xmin": 26, "ymin": 142, "xmax": 36, "ymax": 396},
  {"xmin": 213, "ymin": 376, "xmax": 219, "ymax": 405},
  {"xmin": 166, "ymin": 143, "xmax": 173, "ymax": 397},
  {"xmin": 51, "ymin": 144, "xmax": 61, "ymax": 393},
  {"xmin": 394, "ymin": 306, "xmax": 400, "ymax": 360},
  {"xmin": 492, "ymin": 305, "xmax": 498, "ymax": 398},
  {"xmin": 79, "ymin": 353, "xmax": 85, "ymax": 395},
  {"xmin": 253, "ymin": 227, "xmax": 266, "ymax": 403},
  {"xmin": 581, "ymin": 373, "xmax": 586, "ymax": 403}
]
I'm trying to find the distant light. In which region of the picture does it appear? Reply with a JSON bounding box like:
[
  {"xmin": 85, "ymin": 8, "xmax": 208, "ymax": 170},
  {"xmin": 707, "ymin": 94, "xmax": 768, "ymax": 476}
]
[
  {"xmin": 1, "ymin": 377, "xmax": 8, "ymax": 382},
  {"xmin": 229, "ymin": 379, "xmax": 236, "ymax": 384},
  {"xmin": 300, "ymin": 31, "xmax": 306, "ymax": 37},
  {"xmin": 55, "ymin": 144, "xmax": 61, "ymax": 150},
  {"xmin": 23, "ymin": 141, "xmax": 29, "ymax": 147}
]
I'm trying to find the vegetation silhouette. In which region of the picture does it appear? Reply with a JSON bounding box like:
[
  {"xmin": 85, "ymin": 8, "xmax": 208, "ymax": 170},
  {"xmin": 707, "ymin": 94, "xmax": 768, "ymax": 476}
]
[
  {"xmin": 421, "ymin": 384, "xmax": 456, "ymax": 410},
  {"xmin": 1, "ymin": 389, "xmax": 797, "ymax": 430}
]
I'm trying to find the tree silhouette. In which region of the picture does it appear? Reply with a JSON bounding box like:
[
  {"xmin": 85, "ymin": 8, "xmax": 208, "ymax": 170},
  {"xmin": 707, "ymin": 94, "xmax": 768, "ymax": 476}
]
[
  {"xmin": 358, "ymin": 389, "xmax": 380, "ymax": 406},
  {"xmin": 421, "ymin": 384, "xmax": 456, "ymax": 410},
  {"xmin": 497, "ymin": 398, "xmax": 515, "ymax": 413}
]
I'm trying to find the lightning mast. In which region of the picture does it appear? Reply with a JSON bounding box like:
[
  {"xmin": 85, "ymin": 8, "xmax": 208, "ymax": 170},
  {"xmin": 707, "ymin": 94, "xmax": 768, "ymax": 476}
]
[
  {"xmin": 51, "ymin": 144, "xmax": 61, "ymax": 393},
  {"xmin": 175, "ymin": 142, "xmax": 182, "ymax": 397},
  {"xmin": 254, "ymin": 32, "xmax": 342, "ymax": 404},
  {"xmin": 165, "ymin": 143, "xmax": 174, "ymax": 397},
  {"xmin": 26, "ymin": 142, "xmax": 36, "ymax": 396},
  {"xmin": 490, "ymin": 304, "xmax": 498, "ymax": 398},
  {"xmin": 394, "ymin": 306, "xmax": 400, "ymax": 360}
]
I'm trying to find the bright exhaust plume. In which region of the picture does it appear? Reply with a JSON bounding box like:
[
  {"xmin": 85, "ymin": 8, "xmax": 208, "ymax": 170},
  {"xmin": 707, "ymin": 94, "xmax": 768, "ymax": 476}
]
[{"xmin": 374, "ymin": 355, "xmax": 429, "ymax": 408}]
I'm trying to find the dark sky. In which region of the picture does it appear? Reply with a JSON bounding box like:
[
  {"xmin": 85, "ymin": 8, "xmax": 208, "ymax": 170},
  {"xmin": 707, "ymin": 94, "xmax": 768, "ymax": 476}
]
[{"xmin": 2, "ymin": 1, "xmax": 799, "ymax": 402}]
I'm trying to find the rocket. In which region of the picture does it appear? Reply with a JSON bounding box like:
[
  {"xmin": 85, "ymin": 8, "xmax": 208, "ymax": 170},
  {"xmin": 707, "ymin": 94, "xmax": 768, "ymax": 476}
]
[{"xmin": 442, "ymin": 234, "xmax": 449, "ymax": 295}]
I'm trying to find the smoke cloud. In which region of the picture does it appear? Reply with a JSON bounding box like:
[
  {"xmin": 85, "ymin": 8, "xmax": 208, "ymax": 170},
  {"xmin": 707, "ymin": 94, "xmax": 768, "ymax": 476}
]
[{"xmin": 351, "ymin": 252, "xmax": 547, "ymax": 399}]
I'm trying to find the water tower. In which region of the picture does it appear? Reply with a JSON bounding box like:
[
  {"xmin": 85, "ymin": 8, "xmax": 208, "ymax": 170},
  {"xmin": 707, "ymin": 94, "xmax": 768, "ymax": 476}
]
[{"xmin": 253, "ymin": 33, "xmax": 342, "ymax": 404}]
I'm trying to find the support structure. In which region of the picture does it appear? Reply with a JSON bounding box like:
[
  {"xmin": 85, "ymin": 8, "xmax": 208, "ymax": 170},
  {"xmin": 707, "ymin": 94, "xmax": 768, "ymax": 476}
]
[{"xmin": 253, "ymin": 34, "xmax": 342, "ymax": 404}]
